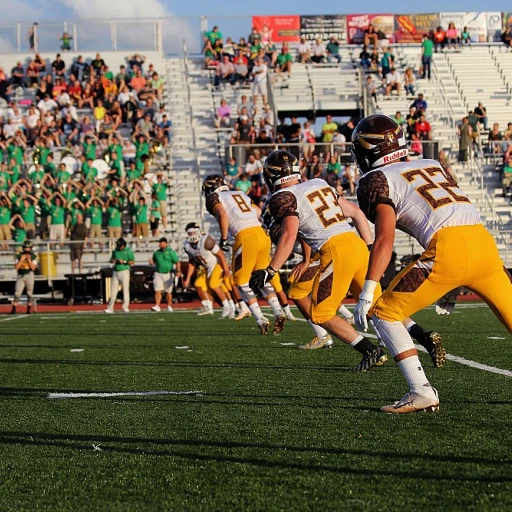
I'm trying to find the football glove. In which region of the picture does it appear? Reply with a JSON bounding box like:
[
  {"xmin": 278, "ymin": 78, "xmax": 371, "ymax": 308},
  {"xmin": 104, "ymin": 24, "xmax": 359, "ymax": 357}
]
[
  {"xmin": 219, "ymin": 238, "xmax": 229, "ymax": 252},
  {"xmin": 249, "ymin": 266, "xmax": 276, "ymax": 292},
  {"xmin": 353, "ymin": 279, "xmax": 378, "ymax": 332}
]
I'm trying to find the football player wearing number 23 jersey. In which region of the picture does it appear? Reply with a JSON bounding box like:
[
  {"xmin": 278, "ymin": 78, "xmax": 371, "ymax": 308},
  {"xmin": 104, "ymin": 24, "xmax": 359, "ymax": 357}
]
[{"xmin": 352, "ymin": 115, "xmax": 512, "ymax": 413}]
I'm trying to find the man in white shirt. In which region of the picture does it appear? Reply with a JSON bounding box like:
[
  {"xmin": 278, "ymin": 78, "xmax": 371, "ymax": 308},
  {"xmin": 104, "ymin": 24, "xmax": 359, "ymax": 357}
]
[
  {"xmin": 251, "ymin": 57, "xmax": 268, "ymax": 110},
  {"xmin": 3, "ymin": 119, "xmax": 16, "ymax": 138},
  {"xmin": 297, "ymin": 36, "xmax": 311, "ymax": 63},
  {"xmin": 311, "ymin": 38, "xmax": 326, "ymax": 64},
  {"xmin": 37, "ymin": 95, "xmax": 58, "ymax": 114},
  {"xmin": 245, "ymin": 154, "xmax": 263, "ymax": 176},
  {"xmin": 385, "ymin": 68, "xmax": 402, "ymax": 96}
]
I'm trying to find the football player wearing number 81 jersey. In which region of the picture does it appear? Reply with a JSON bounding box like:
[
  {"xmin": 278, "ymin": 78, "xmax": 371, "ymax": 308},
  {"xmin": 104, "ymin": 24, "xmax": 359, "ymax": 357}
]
[{"xmin": 352, "ymin": 114, "xmax": 512, "ymax": 413}]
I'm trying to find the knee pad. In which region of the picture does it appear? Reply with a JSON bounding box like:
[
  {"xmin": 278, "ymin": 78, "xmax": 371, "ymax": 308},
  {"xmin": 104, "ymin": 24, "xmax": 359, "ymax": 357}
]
[
  {"xmin": 260, "ymin": 282, "xmax": 276, "ymax": 299},
  {"xmin": 239, "ymin": 284, "xmax": 256, "ymax": 303}
]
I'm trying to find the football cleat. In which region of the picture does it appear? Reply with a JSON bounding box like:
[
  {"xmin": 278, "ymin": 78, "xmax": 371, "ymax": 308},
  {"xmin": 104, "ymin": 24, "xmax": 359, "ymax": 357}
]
[
  {"xmin": 258, "ymin": 318, "xmax": 270, "ymax": 335},
  {"xmin": 298, "ymin": 335, "xmax": 333, "ymax": 350},
  {"xmin": 381, "ymin": 388, "xmax": 440, "ymax": 414},
  {"xmin": 273, "ymin": 314, "xmax": 287, "ymax": 335},
  {"xmin": 355, "ymin": 346, "xmax": 387, "ymax": 372},
  {"xmin": 197, "ymin": 306, "xmax": 214, "ymax": 316},
  {"xmin": 220, "ymin": 307, "xmax": 233, "ymax": 319},
  {"xmin": 167, "ymin": 305, "xmax": 174, "ymax": 312},
  {"xmin": 285, "ymin": 311, "xmax": 297, "ymax": 321},
  {"xmin": 104, "ymin": 308, "xmax": 113, "ymax": 314},
  {"xmin": 416, "ymin": 331, "xmax": 446, "ymax": 368},
  {"xmin": 151, "ymin": 305, "xmax": 161, "ymax": 312},
  {"xmin": 234, "ymin": 310, "xmax": 251, "ymax": 321},
  {"xmin": 122, "ymin": 307, "xmax": 130, "ymax": 313}
]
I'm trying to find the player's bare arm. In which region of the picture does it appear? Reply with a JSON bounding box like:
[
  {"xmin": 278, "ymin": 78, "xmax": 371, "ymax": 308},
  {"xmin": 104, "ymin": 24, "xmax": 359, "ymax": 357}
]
[
  {"xmin": 366, "ymin": 203, "xmax": 396, "ymax": 282},
  {"xmin": 289, "ymin": 238, "xmax": 312, "ymax": 282},
  {"xmin": 269, "ymin": 216, "xmax": 299, "ymax": 272},
  {"xmin": 338, "ymin": 196, "xmax": 373, "ymax": 246}
]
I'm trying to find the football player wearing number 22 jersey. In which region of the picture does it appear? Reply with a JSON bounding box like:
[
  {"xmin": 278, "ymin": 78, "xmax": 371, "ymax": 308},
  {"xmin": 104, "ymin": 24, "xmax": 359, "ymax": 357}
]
[{"xmin": 353, "ymin": 115, "xmax": 512, "ymax": 413}]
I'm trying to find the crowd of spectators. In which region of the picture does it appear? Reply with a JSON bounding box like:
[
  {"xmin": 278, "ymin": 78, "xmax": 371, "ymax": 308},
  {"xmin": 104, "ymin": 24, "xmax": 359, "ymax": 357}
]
[
  {"xmin": 222, "ymin": 110, "xmax": 358, "ymax": 206},
  {"xmin": 0, "ymin": 52, "xmax": 173, "ymax": 251}
]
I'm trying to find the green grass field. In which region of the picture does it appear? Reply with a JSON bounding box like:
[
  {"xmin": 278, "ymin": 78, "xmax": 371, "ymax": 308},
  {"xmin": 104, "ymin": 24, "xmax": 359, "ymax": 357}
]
[{"xmin": 0, "ymin": 304, "xmax": 511, "ymax": 511}]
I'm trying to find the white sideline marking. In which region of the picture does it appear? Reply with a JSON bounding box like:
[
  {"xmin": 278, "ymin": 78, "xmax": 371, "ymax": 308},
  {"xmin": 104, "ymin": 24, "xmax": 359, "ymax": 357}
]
[
  {"xmin": 70, "ymin": 349, "xmax": 84, "ymax": 353},
  {"xmin": 0, "ymin": 315, "xmax": 29, "ymax": 322},
  {"xmin": 48, "ymin": 390, "xmax": 203, "ymax": 399},
  {"xmin": 415, "ymin": 345, "xmax": 512, "ymax": 378},
  {"xmin": 294, "ymin": 317, "xmax": 512, "ymax": 377},
  {"xmin": 175, "ymin": 345, "xmax": 190, "ymax": 349}
]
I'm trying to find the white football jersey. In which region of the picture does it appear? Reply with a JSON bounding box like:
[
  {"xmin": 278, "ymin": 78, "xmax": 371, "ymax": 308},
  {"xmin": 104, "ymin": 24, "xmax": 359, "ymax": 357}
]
[
  {"xmin": 269, "ymin": 179, "xmax": 355, "ymax": 252},
  {"xmin": 357, "ymin": 159, "xmax": 482, "ymax": 248},
  {"xmin": 183, "ymin": 234, "xmax": 219, "ymax": 276},
  {"xmin": 206, "ymin": 190, "xmax": 261, "ymax": 237}
]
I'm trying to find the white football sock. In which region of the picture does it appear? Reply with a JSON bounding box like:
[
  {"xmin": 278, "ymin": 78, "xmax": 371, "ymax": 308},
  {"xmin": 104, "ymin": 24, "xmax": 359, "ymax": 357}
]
[
  {"xmin": 404, "ymin": 319, "xmax": 416, "ymax": 332},
  {"xmin": 268, "ymin": 296, "xmax": 283, "ymax": 317},
  {"xmin": 201, "ymin": 300, "xmax": 209, "ymax": 308},
  {"xmin": 221, "ymin": 299, "xmax": 230, "ymax": 309},
  {"xmin": 349, "ymin": 334, "xmax": 365, "ymax": 346},
  {"xmin": 338, "ymin": 305, "xmax": 353, "ymax": 319},
  {"xmin": 228, "ymin": 300, "xmax": 235, "ymax": 310},
  {"xmin": 283, "ymin": 304, "xmax": 293, "ymax": 316},
  {"xmin": 239, "ymin": 301, "xmax": 250, "ymax": 314},
  {"xmin": 308, "ymin": 320, "xmax": 328, "ymax": 339},
  {"xmin": 397, "ymin": 357, "xmax": 437, "ymax": 398},
  {"xmin": 207, "ymin": 300, "xmax": 213, "ymax": 311},
  {"xmin": 373, "ymin": 317, "xmax": 436, "ymax": 398},
  {"xmin": 249, "ymin": 302, "xmax": 265, "ymax": 322}
]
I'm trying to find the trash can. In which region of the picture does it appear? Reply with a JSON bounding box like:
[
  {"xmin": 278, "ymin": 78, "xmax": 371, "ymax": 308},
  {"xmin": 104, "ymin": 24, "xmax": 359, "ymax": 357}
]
[{"xmin": 40, "ymin": 251, "xmax": 57, "ymax": 277}]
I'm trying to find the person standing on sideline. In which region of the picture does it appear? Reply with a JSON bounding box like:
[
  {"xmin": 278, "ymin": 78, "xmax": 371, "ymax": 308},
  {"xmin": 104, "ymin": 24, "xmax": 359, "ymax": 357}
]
[
  {"xmin": 70, "ymin": 213, "xmax": 87, "ymax": 274},
  {"xmin": 150, "ymin": 237, "xmax": 181, "ymax": 312},
  {"xmin": 11, "ymin": 240, "xmax": 38, "ymax": 315},
  {"xmin": 105, "ymin": 238, "xmax": 134, "ymax": 313}
]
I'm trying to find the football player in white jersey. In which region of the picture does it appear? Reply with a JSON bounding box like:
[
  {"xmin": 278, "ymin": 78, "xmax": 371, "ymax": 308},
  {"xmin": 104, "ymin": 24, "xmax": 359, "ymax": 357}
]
[
  {"xmin": 352, "ymin": 114, "xmax": 512, "ymax": 413},
  {"xmin": 182, "ymin": 222, "xmax": 235, "ymax": 318},
  {"xmin": 202, "ymin": 174, "xmax": 286, "ymax": 335},
  {"xmin": 250, "ymin": 150, "xmax": 387, "ymax": 371}
]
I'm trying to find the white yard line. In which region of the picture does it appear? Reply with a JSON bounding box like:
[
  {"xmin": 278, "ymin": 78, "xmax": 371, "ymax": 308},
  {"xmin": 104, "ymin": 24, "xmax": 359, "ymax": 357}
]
[
  {"xmin": 48, "ymin": 390, "xmax": 203, "ymax": 399},
  {"xmin": 0, "ymin": 315, "xmax": 30, "ymax": 323}
]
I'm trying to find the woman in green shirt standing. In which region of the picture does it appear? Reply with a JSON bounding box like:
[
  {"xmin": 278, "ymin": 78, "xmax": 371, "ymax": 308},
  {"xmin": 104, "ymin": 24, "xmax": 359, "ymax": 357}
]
[
  {"xmin": 106, "ymin": 197, "xmax": 123, "ymax": 239},
  {"xmin": 16, "ymin": 196, "xmax": 37, "ymax": 239},
  {"xmin": 46, "ymin": 192, "xmax": 67, "ymax": 247},
  {"xmin": 150, "ymin": 192, "xmax": 161, "ymax": 237}
]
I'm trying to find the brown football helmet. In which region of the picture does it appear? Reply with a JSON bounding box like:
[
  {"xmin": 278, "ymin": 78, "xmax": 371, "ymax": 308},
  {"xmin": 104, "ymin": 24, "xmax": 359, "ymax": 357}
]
[
  {"xmin": 351, "ymin": 115, "xmax": 408, "ymax": 174},
  {"xmin": 202, "ymin": 174, "xmax": 229, "ymax": 197}
]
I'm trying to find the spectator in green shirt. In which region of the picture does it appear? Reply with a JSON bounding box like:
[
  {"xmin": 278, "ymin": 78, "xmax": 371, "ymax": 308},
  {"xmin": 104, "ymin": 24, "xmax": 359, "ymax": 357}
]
[
  {"xmin": 276, "ymin": 44, "xmax": 292, "ymax": 75},
  {"xmin": 16, "ymin": 196, "xmax": 37, "ymax": 239},
  {"xmin": 204, "ymin": 26, "xmax": 223, "ymax": 45},
  {"xmin": 133, "ymin": 196, "xmax": 149, "ymax": 239},
  {"xmin": 235, "ymin": 173, "xmax": 252, "ymax": 194},
  {"xmin": 326, "ymin": 37, "xmax": 341, "ymax": 64},
  {"xmin": 152, "ymin": 173, "xmax": 168, "ymax": 229},
  {"xmin": 134, "ymin": 134, "xmax": 149, "ymax": 161},
  {"xmin": 105, "ymin": 237, "xmax": 134, "ymax": 313},
  {"xmin": 106, "ymin": 197, "xmax": 123, "ymax": 239},
  {"xmin": 7, "ymin": 158, "xmax": 20, "ymax": 186},
  {"xmin": 0, "ymin": 193, "xmax": 12, "ymax": 250},
  {"xmin": 324, "ymin": 155, "xmax": 341, "ymax": 190},
  {"xmin": 9, "ymin": 214, "xmax": 26, "ymax": 249},
  {"xmin": 125, "ymin": 161, "xmax": 141, "ymax": 182},
  {"xmin": 57, "ymin": 163, "xmax": 71, "ymax": 184},
  {"xmin": 149, "ymin": 237, "xmax": 181, "ymax": 312},
  {"xmin": 107, "ymin": 152, "xmax": 123, "ymax": 183},
  {"xmin": 0, "ymin": 163, "xmax": 9, "ymax": 191},
  {"xmin": 29, "ymin": 164, "xmax": 45, "ymax": 185},
  {"xmin": 35, "ymin": 139, "xmax": 51, "ymax": 165},
  {"xmin": 82, "ymin": 135, "xmax": 97, "ymax": 161},
  {"xmin": 149, "ymin": 192, "xmax": 161, "ymax": 237},
  {"xmin": 47, "ymin": 193, "xmax": 67, "ymax": 247},
  {"xmin": 421, "ymin": 35, "xmax": 434, "ymax": 80},
  {"xmin": 7, "ymin": 137, "xmax": 26, "ymax": 167},
  {"xmin": 85, "ymin": 197, "xmax": 104, "ymax": 248},
  {"xmin": 45, "ymin": 153, "xmax": 57, "ymax": 178}
]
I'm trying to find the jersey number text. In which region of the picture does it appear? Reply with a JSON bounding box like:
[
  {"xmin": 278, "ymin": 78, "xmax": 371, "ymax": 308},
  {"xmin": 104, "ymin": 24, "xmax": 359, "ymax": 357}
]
[{"xmin": 306, "ymin": 187, "xmax": 345, "ymax": 228}]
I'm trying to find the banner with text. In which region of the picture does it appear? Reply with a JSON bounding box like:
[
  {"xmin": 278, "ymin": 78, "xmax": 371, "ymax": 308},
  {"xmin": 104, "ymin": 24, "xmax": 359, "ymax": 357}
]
[
  {"xmin": 346, "ymin": 14, "xmax": 394, "ymax": 44},
  {"xmin": 486, "ymin": 12, "xmax": 502, "ymax": 41},
  {"xmin": 394, "ymin": 13, "xmax": 440, "ymax": 42},
  {"xmin": 252, "ymin": 15, "xmax": 300, "ymax": 43},
  {"xmin": 439, "ymin": 12, "xmax": 487, "ymax": 42},
  {"xmin": 300, "ymin": 15, "xmax": 346, "ymax": 42},
  {"xmin": 503, "ymin": 12, "xmax": 512, "ymax": 30}
]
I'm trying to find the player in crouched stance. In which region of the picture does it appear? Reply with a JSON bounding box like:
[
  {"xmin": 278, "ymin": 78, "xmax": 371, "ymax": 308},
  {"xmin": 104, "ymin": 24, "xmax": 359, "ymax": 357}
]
[
  {"xmin": 203, "ymin": 175, "xmax": 286, "ymax": 335},
  {"xmin": 182, "ymin": 222, "xmax": 235, "ymax": 318},
  {"xmin": 250, "ymin": 150, "xmax": 386, "ymax": 370},
  {"xmin": 352, "ymin": 115, "xmax": 512, "ymax": 413}
]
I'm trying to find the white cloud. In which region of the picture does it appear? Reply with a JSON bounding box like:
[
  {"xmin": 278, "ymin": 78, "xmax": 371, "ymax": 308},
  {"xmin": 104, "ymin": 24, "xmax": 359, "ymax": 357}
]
[{"xmin": 60, "ymin": 0, "xmax": 168, "ymax": 19}]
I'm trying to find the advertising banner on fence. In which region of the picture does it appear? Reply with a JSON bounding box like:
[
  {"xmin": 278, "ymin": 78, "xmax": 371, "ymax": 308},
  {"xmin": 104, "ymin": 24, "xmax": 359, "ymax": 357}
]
[
  {"xmin": 503, "ymin": 12, "xmax": 512, "ymax": 30},
  {"xmin": 346, "ymin": 14, "xmax": 394, "ymax": 44},
  {"xmin": 487, "ymin": 12, "xmax": 502, "ymax": 41},
  {"xmin": 439, "ymin": 12, "xmax": 487, "ymax": 42},
  {"xmin": 395, "ymin": 13, "xmax": 440, "ymax": 42},
  {"xmin": 300, "ymin": 15, "xmax": 346, "ymax": 42},
  {"xmin": 252, "ymin": 15, "xmax": 300, "ymax": 43}
]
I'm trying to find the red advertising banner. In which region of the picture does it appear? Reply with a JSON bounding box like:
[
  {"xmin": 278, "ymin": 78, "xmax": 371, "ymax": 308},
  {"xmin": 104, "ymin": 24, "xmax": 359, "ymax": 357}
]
[
  {"xmin": 252, "ymin": 15, "xmax": 300, "ymax": 43},
  {"xmin": 395, "ymin": 13, "xmax": 440, "ymax": 42},
  {"xmin": 346, "ymin": 14, "xmax": 395, "ymax": 44}
]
